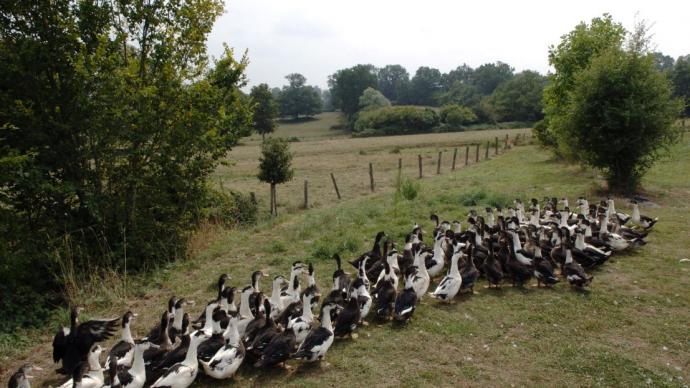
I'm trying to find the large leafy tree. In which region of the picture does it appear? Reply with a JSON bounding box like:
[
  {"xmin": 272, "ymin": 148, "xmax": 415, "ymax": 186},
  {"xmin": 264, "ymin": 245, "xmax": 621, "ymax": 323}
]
[
  {"xmin": 278, "ymin": 73, "xmax": 322, "ymax": 120},
  {"xmin": 553, "ymin": 21, "xmax": 682, "ymax": 192},
  {"xmin": 250, "ymin": 83, "xmax": 279, "ymax": 140},
  {"xmin": 328, "ymin": 64, "xmax": 378, "ymax": 117},
  {"xmin": 441, "ymin": 64, "xmax": 474, "ymax": 91},
  {"xmin": 671, "ymin": 55, "xmax": 690, "ymax": 116},
  {"xmin": 471, "ymin": 62, "xmax": 514, "ymax": 95},
  {"xmin": 0, "ymin": 0, "xmax": 252, "ymax": 318},
  {"xmin": 407, "ymin": 66, "xmax": 443, "ymax": 106},
  {"xmin": 377, "ymin": 64, "xmax": 410, "ymax": 103},
  {"xmin": 541, "ymin": 14, "xmax": 626, "ymax": 152},
  {"xmin": 489, "ymin": 70, "xmax": 547, "ymax": 122}
]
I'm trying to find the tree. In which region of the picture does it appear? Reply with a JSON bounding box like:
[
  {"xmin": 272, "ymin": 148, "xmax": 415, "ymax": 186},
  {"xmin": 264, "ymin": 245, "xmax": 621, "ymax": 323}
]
[
  {"xmin": 359, "ymin": 87, "xmax": 391, "ymax": 110},
  {"xmin": 409, "ymin": 66, "xmax": 442, "ymax": 106},
  {"xmin": 377, "ymin": 64, "xmax": 410, "ymax": 103},
  {"xmin": 543, "ymin": 14, "xmax": 626, "ymax": 154},
  {"xmin": 556, "ymin": 22, "xmax": 682, "ymax": 192},
  {"xmin": 652, "ymin": 52, "xmax": 675, "ymax": 73},
  {"xmin": 0, "ymin": 0, "xmax": 253, "ymax": 318},
  {"xmin": 439, "ymin": 104, "xmax": 477, "ymax": 128},
  {"xmin": 250, "ymin": 84, "xmax": 278, "ymax": 140},
  {"xmin": 278, "ymin": 73, "xmax": 322, "ymax": 120},
  {"xmin": 437, "ymin": 82, "xmax": 482, "ymax": 109},
  {"xmin": 258, "ymin": 138, "xmax": 294, "ymax": 216},
  {"xmin": 321, "ymin": 89, "xmax": 334, "ymax": 111},
  {"xmin": 671, "ymin": 55, "xmax": 690, "ymax": 116},
  {"xmin": 471, "ymin": 62, "xmax": 514, "ymax": 95},
  {"xmin": 328, "ymin": 64, "xmax": 378, "ymax": 117},
  {"xmin": 441, "ymin": 64, "xmax": 474, "ymax": 91},
  {"xmin": 489, "ymin": 70, "xmax": 547, "ymax": 122}
]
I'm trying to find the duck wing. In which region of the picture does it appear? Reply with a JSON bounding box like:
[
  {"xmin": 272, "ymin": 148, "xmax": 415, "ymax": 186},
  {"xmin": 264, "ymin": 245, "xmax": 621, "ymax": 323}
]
[
  {"xmin": 293, "ymin": 327, "xmax": 331, "ymax": 359},
  {"xmin": 53, "ymin": 327, "xmax": 69, "ymax": 363},
  {"xmin": 394, "ymin": 289, "xmax": 417, "ymax": 319}
]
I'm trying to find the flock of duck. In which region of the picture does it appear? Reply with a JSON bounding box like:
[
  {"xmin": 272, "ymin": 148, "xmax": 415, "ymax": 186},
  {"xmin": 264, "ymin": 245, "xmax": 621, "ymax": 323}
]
[{"xmin": 8, "ymin": 197, "xmax": 658, "ymax": 388}]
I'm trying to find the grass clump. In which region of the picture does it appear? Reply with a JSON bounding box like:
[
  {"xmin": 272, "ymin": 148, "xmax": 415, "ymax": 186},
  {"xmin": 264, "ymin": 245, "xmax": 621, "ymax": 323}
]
[{"xmin": 395, "ymin": 175, "xmax": 421, "ymax": 201}]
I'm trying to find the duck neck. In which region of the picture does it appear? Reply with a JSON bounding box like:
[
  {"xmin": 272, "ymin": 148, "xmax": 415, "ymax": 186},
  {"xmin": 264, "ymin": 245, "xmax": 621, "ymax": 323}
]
[
  {"xmin": 224, "ymin": 320, "xmax": 240, "ymax": 347},
  {"xmin": 599, "ymin": 218, "xmax": 608, "ymax": 236},
  {"xmin": 202, "ymin": 305, "xmax": 215, "ymax": 332},
  {"xmin": 565, "ymin": 248, "xmax": 573, "ymax": 264},
  {"xmin": 270, "ymin": 282, "xmax": 283, "ymax": 306},
  {"xmin": 387, "ymin": 253, "xmax": 398, "ymax": 270},
  {"xmin": 585, "ymin": 225, "xmax": 592, "ymax": 237},
  {"xmin": 239, "ymin": 292, "xmax": 253, "ymax": 319},
  {"xmin": 414, "ymin": 254, "xmax": 429, "ymax": 277},
  {"xmin": 172, "ymin": 308, "xmax": 184, "ymax": 330},
  {"xmin": 88, "ymin": 352, "xmax": 101, "ymax": 371},
  {"xmin": 608, "ymin": 199, "xmax": 616, "ymax": 214},
  {"xmin": 575, "ymin": 233, "xmax": 585, "ymax": 249},
  {"xmin": 449, "ymin": 252, "xmax": 461, "ymax": 277},
  {"xmin": 301, "ymin": 296, "xmax": 314, "ymax": 322},
  {"xmin": 122, "ymin": 322, "xmax": 134, "ymax": 344},
  {"xmin": 307, "ymin": 273, "xmax": 315, "ymax": 287},
  {"xmin": 511, "ymin": 232, "xmax": 522, "ymax": 251},
  {"xmin": 130, "ymin": 346, "xmax": 146, "ymax": 376},
  {"xmin": 632, "ymin": 204, "xmax": 640, "ymax": 222},
  {"xmin": 580, "ymin": 200, "xmax": 589, "ymax": 215},
  {"xmin": 560, "ymin": 212, "xmax": 568, "ymax": 227},
  {"xmin": 184, "ymin": 338, "xmax": 200, "ymax": 365},
  {"xmin": 289, "ymin": 270, "xmax": 300, "ymax": 294},
  {"xmin": 320, "ymin": 309, "xmax": 333, "ymax": 332}
]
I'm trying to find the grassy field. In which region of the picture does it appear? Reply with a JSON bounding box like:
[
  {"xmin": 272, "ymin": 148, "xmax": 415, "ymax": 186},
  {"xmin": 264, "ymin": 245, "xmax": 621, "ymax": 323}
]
[
  {"xmin": 1, "ymin": 120, "xmax": 689, "ymax": 387},
  {"xmin": 216, "ymin": 112, "xmax": 531, "ymax": 215}
]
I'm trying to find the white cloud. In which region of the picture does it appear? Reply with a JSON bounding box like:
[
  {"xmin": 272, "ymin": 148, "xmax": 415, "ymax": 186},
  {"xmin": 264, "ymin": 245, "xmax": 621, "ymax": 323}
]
[{"xmin": 209, "ymin": 0, "xmax": 690, "ymax": 89}]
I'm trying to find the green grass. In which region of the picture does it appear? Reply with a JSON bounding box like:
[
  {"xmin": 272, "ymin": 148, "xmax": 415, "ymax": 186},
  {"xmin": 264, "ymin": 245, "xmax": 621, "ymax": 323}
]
[{"xmin": 3, "ymin": 140, "xmax": 690, "ymax": 387}]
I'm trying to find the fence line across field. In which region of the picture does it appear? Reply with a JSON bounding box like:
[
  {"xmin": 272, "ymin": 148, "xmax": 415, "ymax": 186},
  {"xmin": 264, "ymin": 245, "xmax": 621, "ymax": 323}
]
[{"xmin": 272, "ymin": 132, "xmax": 529, "ymax": 212}]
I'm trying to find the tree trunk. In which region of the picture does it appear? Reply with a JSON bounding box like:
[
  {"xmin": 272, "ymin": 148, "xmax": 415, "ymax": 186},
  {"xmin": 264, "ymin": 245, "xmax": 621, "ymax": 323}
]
[
  {"xmin": 273, "ymin": 184, "xmax": 278, "ymax": 216},
  {"xmin": 262, "ymin": 132, "xmax": 265, "ymax": 141},
  {"xmin": 269, "ymin": 184, "xmax": 274, "ymax": 215}
]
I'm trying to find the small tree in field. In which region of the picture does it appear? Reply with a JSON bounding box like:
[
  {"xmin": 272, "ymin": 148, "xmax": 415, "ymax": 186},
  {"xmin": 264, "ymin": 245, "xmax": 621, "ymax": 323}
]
[
  {"xmin": 258, "ymin": 138, "xmax": 294, "ymax": 216},
  {"xmin": 560, "ymin": 22, "xmax": 682, "ymax": 193},
  {"xmin": 359, "ymin": 87, "xmax": 391, "ymax": 110},
  {"xmin": 250, "ymin": 83, "xmax": 278, "ymax": 140}
]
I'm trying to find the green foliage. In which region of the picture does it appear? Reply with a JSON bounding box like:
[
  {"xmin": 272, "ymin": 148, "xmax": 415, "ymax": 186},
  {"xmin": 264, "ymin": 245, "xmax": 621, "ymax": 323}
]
[
  {"xmin": 439, "ymin": 104, "xmax": 478, "ymax": 128},
  {"xmin": 353, "ymin": 106, "xmax": 440, "ymax": 135},
  {"xmin": 0, "ymin": 0, "xmax": 254, "ymax": 329},
  {"xmin": 202, "ymin": 189, "xmax": 258, "ymax": 227},
  {"xmin": 532, "ymin": 118, "xmax": 559, "ymax": 151},
  {"xmin": 557, "ymin": 22, "xmax": 683, "ymax": 192},
  {"xmin": 409, "ymin": 66, "xmax": 443, "ymax": 106},
  {"xmin": 671, "ymin": 55, "xmax": 690, "ymax": 116},
  {"xmin": 394, "ymin": 175, "xmax": 420, "ymax": 201},
  {"xmin": 377, "ymin": 64, "xmax": 410, "ymax": 103},
  {"xmin": 359, "ymin": 87, "xmax": 391, "ymax": 110},
  {"xmin": 328, "ymin": 64, "xmax": 378, "ymax": 117},
  {"xmin": 258, "ymin": 138, "xmax": 294, "ymax": 185},
  {"xmin": 542, "ymin": 14, "xmax": 626, "ymax": 153},
  {"xmin": 277, "ymin": 73, "xmax": 322, "ymax": 120},
  {"xmin": 489, "ymin": 70, "xmax": 547, "ymax": 122},
  {"xmin": 250, "ymin": 83, "xmax": 279, "ymax": 138},
  {"xmin": 441, "ymin": 64, "xmax": 474, "ymax": 90},
  {"xmin": 471, "ymin": 62, "xmax": 515, "ymax": 95}
]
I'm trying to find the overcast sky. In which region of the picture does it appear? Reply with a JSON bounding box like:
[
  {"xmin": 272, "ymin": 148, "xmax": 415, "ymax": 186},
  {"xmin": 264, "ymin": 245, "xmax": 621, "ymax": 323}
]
[{"xmin": 207, "ymin": 0, "xmax": 690, "ymax": 90}]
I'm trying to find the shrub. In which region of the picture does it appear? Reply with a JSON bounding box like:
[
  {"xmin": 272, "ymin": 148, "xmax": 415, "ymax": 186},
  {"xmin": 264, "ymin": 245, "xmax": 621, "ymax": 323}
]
[
  {"xmin": 439, "ymin": 104, "xmax": 478, "ymax": 128},
  {"xmin": 395, "ymin": 175, "xmax": 420, "ymax": 201},
  {"xmin": 202, "ymin": 188, "xmax": 258, "ymax": 227},
  {"xmin": 359, "ymin": 87, "xmax": 391, "ymax": 110},
  {"xmin": 353, "ymin": 106, "xmax": 440, "ymax": 135}
]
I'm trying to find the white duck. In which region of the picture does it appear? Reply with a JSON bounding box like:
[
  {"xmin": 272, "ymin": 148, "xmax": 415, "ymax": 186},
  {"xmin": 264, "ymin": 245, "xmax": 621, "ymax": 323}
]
[
  {"xmin": 269, "ymin": 275, "xmax": 288, "ymax": 320},
  {"xmin": 430, "ymin": 242, "xmax": 463, "ymax": 302},
  {"xmin": 200, "ymin": 316, "xmax": 245, "ymax": 380},
  {"xmin": 410, "ymin": 244, "xmax": 431, "ymax": 299},
  {"xmin": 290, "ymin": 302, "xmax": 339, "ymax": 362},
  {"xmin": 287, "ymin": 289, "xmax": 319, "ymax": 345},
  {"xmin": 109, "ymin": 341, "xmax": 158, "ymax": 388},
  {"xmin": 236, "ymin": 286, "xmax": 255, "ymax": 338},
  {"xmin": 151, "ymin": 330, "xmax": 210, "ymax": 388},
  {"xmin": 58, "ymin": 345, "xmax": 104, "ymax": 388},
  {"xmin": 281, "ymin": 261, "xmax": 308, "ymax": 306},
  {"xmin": 425, "ymin": 231, "xmax": 447, "ymax": 278}
]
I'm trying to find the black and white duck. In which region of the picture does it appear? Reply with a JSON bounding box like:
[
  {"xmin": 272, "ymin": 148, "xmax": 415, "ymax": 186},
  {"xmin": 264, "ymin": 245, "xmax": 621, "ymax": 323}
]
[
  {"xmin": 411, "ymin": 243, "xmax": 431, "ymax": 298},
  {"xmin": 248, "ymin": 271, "xmax": 268, "ymax": 317},
  {"xmin": 300, "ymin": 263, "xmax": 320, "ymax": 311},
  {"xmin": 374, "ymin": 241, "xmax": 399, "ymax": 289},
  {"xmin": 349, "ymin": 231, "xmax": 386, "ymax": 271},
  {"xmin": 236, "ymin": 286, "xmax": 256, "ymax": 338},
  {"xmin": 506, "ymin": 242, "xmax": 532, "ymax": 287},
  {"xmin": 533, "ymin": 246, "xmax": 559, "ymax": 287},
  {"xmin": 430, "ymin": 242, "xmax": 463, "ymax": 302},
  {"xmin": 351, "ymin": 276, "xmax": 372, "ymax": 322},
  {"xmin": 145, "ymin": 297, "xmax": 177, "ymax": 341},
  {"xmin": 105, "ymin": 311, "xmax": 137, "ymax": 368},
  {"xmin": 281, "ymin": 261, "xmax": 308, "ymax": 306},
  {"xmin": 242, "ymin": 296, "xmax": 268, "ymax": 346},
  {"xmin": 291, "ymin": 302, "xmax": 340, "ymax": 362},
  {"xmin": 425, "ymin": 229, "xmax": 449, "ymax": 278},
  {"xmin": 8, "ymin": 364, "xmax": 42, "ymax": 388},
  {"xmin": 253, "ymin": 324, "xmax": 296, "ymax": 368},
  {"xmin": 150, "ymin": 330, "xmax": 210, "ymax": 388},
  {"xmin": 288, "ymin": 287, "xmax": 320, "ymax": 345},
  {"xmin": 200, "ymin": 315, "xmax": 245, "ymax": 380},
  {"xmin": 109, "ymin": 341, "xmax": 158, "ymax": 388},
  {"xmin": 394, "ymin": 266, "xmax": 418, "ymax": 322},
  {"xmin": 483, "ymin": 241, "xmax": 503, "ymax": 288},
  {"xmin": 246, "ymin": 300, "xmax": 278, "ymax": 358},
  {"xmin": 459, "ymin": 244, "xmax": 480, "ymax": 293},
  {"xmin": 631, "ymin": 200, "xmax": 658, "ymax": 229},
  {"xmin": 193, "ymin": 274, "xmax": 229, "ymax": 327},
  {"xmin": 373, "ymin": 262, "xmax": 396, "ymax": 320},
  {"xmin": 52, "ymin": 306, "xmax": 119, "ymax": 375},
  {"xmin": 269, "ymin": 275, "xmax": 289, "ymax": 320},
  {"xmin": 563, "ymin": 244, "xmax": 593, "ymax": 288},
  {"xmin": 333, "ymin": 289, "xmax": 361, "ymax": 339},
  {"xmin": 197, "ymin": 308, "xmax": 230, "ymax": 362},
  {"xmin": 57, "ymin": 344, "xmax": 104, "ymax": 388},
  {"xmin": 169, "ymin": 298, "xmax": 193, "ymax": 342}
]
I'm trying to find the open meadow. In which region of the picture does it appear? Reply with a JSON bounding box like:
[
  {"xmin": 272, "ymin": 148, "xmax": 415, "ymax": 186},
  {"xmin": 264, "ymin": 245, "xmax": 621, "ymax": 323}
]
[{"xmin": 2, "ymin": 117, "xmax": 689, "ymax": 387}]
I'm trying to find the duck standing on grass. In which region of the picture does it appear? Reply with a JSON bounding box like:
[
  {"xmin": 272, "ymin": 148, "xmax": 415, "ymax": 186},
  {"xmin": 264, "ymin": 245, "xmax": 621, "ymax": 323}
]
[
  {"xmin": 200, "ymin": 316, "xmax": 245, "ymax": 380},
  {"xmin": 106, "ymin": 311, "xmax": 137, "ymax": 368},
  {"xmin": 373, "ymin": 262, "xmax": 397, "ymax": 320},
  {"xmin": 333, "ymin": 289, "xmax": 361, "ymax": 339},
  {"xmin": 291, "ymin": 302, "xmax": 340, "ymax": 362},
  {"xmin": 57, "ymin": 344, "xmax": 104, "ymax": 388},
  {"xmin": 150, "ymin": 330, "xmax": 210, "ymax": 388},
  {"xmin": 109, "ymin": 341, "xmax": 158, "ymax": 388},
  {"xmin": 430, "ymin": 243, "xmax": 463, "ymax": 302},
  {"xmin": 394, "ymin": 266, "xmax": 419, "ymax": 322}
]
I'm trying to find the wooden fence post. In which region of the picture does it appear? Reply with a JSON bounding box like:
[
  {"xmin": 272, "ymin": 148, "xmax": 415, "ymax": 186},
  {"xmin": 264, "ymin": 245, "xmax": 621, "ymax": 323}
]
[
  {"xmin": 452, "ymin": 148, "xmax": 458, "ymax": 170},
  {"xmin": 369, "ymin": 162, "xmax": 375, "ymax": 192},
  {"xmin": 485, "ymin": 141, "xmax": 489, "ymax": 160},
  {"xmin": 515, "ymin": 133, "xmax": 520, "ymax": 146},
  {"xmin": 303, "ymin": 180, "xmax": 308, "ymax": 209},
  {"xmin": 436, "ymin": 151, "xmax": 442, "ymax": 174},
  {"xmin": 505, "ymin": 134, "xmax": 509, "ymax": 149},
  {"xmin": 330, "ymin": 173, "xmax": 341, "ymax": 199},
  {"xmin": 495, "ymin": 137, "xmax": 499, "ymax": 155},
  {"xmin": 398, "ymin": 157, "xmax": 402, "ymax": 177},
  {"xmin": 465, "ymin": 146, "xmax": 469, "ymax": 166},
  {"xmin": 418, "ymin": 155, "xmax": 423, "ymax": 179},
  {"xmin": 475, "ymin": 143, "xmax": 480, "ymax": 162}
]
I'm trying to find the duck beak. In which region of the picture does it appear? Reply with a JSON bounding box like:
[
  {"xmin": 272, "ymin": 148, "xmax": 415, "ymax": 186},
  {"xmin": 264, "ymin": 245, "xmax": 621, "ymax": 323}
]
[
  {"xmin": 132, "ymin": 313, "xmax": 139, "ymax": 318},
  {"xmin": 186, "ymin": 300, "xmax": 196, "ymax": 306}
]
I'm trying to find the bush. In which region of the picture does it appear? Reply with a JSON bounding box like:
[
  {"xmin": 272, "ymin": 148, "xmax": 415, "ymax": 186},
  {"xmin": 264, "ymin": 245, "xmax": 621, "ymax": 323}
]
[
  {"xmin": 532, "ymin": 118, "xmax": 559, "ymax": 151},
  {"xmin": 202, "ymin": 188, "xmax": 258, "ymax": 227},
  {"xmin": 353, "ymin": 106, "xmax": 440, "ymax": 135},
  {"xmin": 439, "ymin": 104, "xmax": 478, "ymax": 128},
  {"xmin": 395, "ymin": 175, "xmax": 420, "ymax": 201}
]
